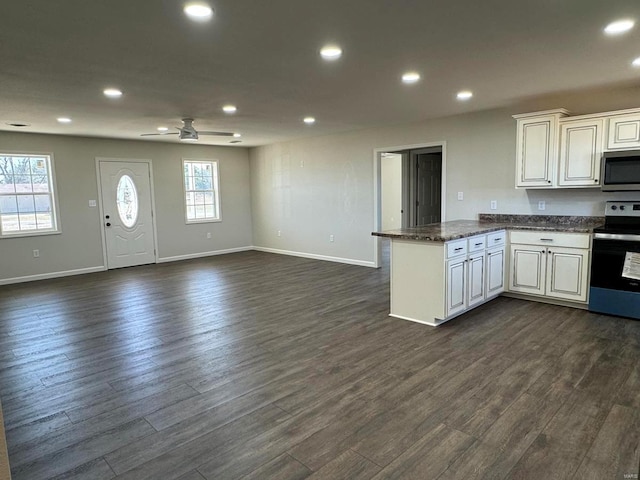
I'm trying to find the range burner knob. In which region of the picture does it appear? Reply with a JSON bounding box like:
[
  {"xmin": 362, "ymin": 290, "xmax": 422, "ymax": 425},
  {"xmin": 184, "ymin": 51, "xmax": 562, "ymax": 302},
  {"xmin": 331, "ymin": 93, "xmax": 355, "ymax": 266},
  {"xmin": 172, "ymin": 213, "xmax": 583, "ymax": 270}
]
[
  {"xmin": 611, "ymin": 205, "xmax": 617, "ymax": 210},
  {"xmin": 620, "ymin": 205, "xmax": 626, "ymax": 211}
]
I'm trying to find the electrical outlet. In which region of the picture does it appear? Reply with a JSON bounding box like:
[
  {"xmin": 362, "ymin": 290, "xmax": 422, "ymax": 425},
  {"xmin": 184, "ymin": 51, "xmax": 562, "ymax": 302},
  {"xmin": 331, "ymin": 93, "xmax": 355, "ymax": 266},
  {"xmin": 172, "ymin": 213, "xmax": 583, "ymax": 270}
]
[
  {"xmin": 33, "ymin": 249, "xmax": 40, "ymax": 258},
  {"xmin": 329, "ymin": 234, "xmax": 334, "ymax": 242},
  {"xmin": 206, "ymin": 232, "xmax": 212, "ymax": 239},
  {"xmin": 538, "ymin": 201, "xmax": 546, "ymax": 211},
  {"xmin": 300, "ymin": 160, "xmax": 304, "ymax": 168},
  {"xmin": 490, "ymin": 200, "xmax": 497, "ymax": 210},
  {"xmin": 88, "ymin": 200, "xmax": 97, "ymax": 207},
  {"xmin": 457, "ymin": 191, "xmax": 464, "ymax": 201},
  {"xmin": 277, "ymin": 230, "xmax": 281, "ymax": 237}
]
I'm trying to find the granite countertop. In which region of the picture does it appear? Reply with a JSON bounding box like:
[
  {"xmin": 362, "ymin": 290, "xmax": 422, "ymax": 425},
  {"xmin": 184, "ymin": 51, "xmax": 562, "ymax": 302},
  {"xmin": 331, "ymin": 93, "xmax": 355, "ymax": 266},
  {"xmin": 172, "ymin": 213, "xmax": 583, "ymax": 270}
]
[{"xmin": 372, "ymin": 215, "xmax": 604, "ymax": 242}]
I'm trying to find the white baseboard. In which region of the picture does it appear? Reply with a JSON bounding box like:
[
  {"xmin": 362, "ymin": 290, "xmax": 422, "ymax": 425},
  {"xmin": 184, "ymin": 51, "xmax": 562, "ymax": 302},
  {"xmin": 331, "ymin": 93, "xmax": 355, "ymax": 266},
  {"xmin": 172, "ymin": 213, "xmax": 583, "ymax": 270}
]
[
  {"xmin": 157, "ymin": 246, "xmax": 254, "ymax": 264},
  {"xmin": 252, "ymin": 246, "xmax": 376, "ymax": 268},
  {"xmin": 0, "ymin": 266, "xmax": 106, "ymax": 286},
  {"xmin": 0, "ymin": 245, "xmax": 374, "ymax": 286}
]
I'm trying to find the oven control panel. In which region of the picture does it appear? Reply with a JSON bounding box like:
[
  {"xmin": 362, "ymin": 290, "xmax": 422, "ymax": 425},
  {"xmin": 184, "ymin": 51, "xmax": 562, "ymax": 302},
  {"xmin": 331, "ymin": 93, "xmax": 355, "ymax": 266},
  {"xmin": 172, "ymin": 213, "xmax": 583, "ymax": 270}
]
[{"xmin": 605, "ymin": 201, "xmax": 640, "ymax": 217}]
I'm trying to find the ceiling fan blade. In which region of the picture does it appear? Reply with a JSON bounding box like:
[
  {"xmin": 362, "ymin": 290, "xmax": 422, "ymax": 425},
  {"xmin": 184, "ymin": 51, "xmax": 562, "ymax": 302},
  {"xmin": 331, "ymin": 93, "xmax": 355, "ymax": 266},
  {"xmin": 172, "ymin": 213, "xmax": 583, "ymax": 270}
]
[
  {"xmin": 140, "ymin": 132, "xmax": 179, "ymax": 137},
  {"xmin": 198, "ymin": 131, "xmax": 235, "ymax": 137}
]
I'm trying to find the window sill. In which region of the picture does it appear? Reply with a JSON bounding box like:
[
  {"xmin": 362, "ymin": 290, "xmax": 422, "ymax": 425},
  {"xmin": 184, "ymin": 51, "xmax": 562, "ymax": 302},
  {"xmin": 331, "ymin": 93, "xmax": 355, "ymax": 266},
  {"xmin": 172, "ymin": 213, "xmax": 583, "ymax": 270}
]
[{"xmin": 0, "ymin": 230, "xmax": 62, "ymax": 239}]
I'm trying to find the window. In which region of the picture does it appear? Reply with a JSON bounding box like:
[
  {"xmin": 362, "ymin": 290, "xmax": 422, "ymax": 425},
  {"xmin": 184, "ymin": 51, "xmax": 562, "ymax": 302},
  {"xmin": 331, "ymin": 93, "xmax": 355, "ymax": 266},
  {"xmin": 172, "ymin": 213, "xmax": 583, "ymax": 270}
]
[
  {"xmin": 0, "ymin": 153, "xmax": 60, "ymax": 237},
  {"xmin": 183, "ymin": 159, "xmax": 221, "ymax": 223}
]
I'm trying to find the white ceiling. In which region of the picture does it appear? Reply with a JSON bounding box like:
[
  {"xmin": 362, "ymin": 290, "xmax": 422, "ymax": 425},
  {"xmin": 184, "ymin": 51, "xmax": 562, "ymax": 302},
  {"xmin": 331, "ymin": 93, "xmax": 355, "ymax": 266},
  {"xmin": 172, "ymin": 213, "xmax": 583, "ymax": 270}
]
[{"xmin": 2, "ymin": 0, "xmax": 640, "ymax": 147}]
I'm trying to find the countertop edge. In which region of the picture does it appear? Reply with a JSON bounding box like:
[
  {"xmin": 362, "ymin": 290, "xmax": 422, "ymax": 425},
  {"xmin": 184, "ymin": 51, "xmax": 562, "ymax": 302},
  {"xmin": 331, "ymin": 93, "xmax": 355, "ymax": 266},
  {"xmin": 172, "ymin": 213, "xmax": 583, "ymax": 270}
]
[{"xmin": 372, "ymin": 223, "xmax": 601, "ymax": 242}]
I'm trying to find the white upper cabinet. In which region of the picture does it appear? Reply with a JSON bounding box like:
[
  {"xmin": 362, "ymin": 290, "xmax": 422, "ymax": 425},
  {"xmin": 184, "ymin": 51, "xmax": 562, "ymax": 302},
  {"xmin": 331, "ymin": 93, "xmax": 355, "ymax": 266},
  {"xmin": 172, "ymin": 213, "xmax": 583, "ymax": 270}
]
[
  {"xmin": 514, "ymin": 110, "xmax": 568, "ymax": 188},
  {"xmin": 514, "ymin": 107, "xmax": 640, "ymax": 189},
  {"xmin": 558, "ymin": 118, "xmax": 604, "ymax": 187},
  {"xmin": 607, "ymin": 113, "xmax": 640, "ymax": 150}
]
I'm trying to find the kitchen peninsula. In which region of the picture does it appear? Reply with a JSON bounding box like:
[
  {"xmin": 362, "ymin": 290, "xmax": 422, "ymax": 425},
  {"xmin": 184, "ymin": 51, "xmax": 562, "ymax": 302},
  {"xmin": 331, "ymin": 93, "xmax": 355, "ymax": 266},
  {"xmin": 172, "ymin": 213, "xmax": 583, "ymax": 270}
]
[{"xmin": 373, "ymin": 215, "xmax": 603, "ymax": 326}]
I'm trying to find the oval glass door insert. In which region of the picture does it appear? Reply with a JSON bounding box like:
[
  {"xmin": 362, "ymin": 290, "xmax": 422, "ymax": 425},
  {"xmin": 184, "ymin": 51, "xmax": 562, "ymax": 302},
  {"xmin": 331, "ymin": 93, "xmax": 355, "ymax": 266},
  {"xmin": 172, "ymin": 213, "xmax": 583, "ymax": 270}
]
[{"xmin": 116, "ymin": 175, "xmax": 138, "ymax": 228}]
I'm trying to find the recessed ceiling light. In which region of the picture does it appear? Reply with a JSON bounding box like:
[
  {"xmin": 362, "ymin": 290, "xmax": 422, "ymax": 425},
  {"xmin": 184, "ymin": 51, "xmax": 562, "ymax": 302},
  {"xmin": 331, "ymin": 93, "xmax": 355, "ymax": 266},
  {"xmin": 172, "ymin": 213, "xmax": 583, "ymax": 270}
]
[
  {"xmin": 604, "ymin": 19, "xmax": 635, "ymax": 35},
  {"xmin": 223, "ymin": 105, "xmax": 237, "ymax": 114},
  {"xmin": 103, "ymin": 88, "xmax": 123, "ymax": 98},
  {"xmin": 632, "ymin": 57, "xmax": 640, "ymax": 67},
  {"xmin": 157, "ymin": 127, "xmax": 169, "ymax": 132},
  {"xmin": 320, "ymin": 45, "xmax": 342, "ymax": 60},
  {"xmin": 6, "ymin": 122, "xmax": 30, "ymax": 128},
  {"xmin": 303, "ymin": 117, "xmax": 316, "ymax": 125},
  {"xmin": 233, "ymin": 133, "xmax": 242, "ymax": 138},
  {"xmin": 457, "ymin": 90, "xmax": 473, "ymax": 101},
  {"xmin": 401, "ymin": 72, "xmax": 421, "ymax": 84},
  {"xmin": 184, "ymin": 2, "xmax": 213, "ymax": 20},
  {"xmin": 57, "ymin": 117, "xmax": 72, "ymax": 124}
]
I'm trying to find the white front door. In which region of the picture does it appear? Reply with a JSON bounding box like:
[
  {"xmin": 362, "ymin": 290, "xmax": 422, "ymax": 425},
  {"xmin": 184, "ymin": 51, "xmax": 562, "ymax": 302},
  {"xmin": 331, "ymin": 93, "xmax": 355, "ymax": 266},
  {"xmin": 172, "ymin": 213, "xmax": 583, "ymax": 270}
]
[{"xmin": 99, "ymin": 161, "xmax": 156, "ymax": 269}]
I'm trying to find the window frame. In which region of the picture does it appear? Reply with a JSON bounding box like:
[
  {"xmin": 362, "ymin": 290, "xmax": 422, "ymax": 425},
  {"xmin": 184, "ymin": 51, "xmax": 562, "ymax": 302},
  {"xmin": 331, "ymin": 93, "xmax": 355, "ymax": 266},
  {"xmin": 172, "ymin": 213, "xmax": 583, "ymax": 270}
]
[
  {"xmin": 0, "ymin": 151, "xmax": 62, "ymax": 238},
  {"xmin": 182, "ymin": 158, "xmax": 222, "ymax": 224}
]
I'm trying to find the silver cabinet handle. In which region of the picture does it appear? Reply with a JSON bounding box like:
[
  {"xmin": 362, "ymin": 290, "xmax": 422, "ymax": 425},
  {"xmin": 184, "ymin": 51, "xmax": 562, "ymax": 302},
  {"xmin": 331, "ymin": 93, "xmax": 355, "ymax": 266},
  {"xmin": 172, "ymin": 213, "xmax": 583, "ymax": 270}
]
[{"xmin": 540, "ymin": 238, "xmax": 554, "ymax": 242}]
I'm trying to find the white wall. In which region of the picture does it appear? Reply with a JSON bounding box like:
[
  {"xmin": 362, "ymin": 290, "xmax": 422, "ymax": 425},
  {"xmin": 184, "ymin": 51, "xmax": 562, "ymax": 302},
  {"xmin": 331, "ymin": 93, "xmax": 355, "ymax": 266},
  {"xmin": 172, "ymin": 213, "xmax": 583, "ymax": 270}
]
[
  {"xmin": 0, "ymin": 132, "xmax": 252, "ymax": 283},
  {"xmin": 250, "ymin": 98, "xmax": 640, "ymax": 266},
  {"xmin": 381, "ymin": 154, "xmax": 402, "ymax": 230}
]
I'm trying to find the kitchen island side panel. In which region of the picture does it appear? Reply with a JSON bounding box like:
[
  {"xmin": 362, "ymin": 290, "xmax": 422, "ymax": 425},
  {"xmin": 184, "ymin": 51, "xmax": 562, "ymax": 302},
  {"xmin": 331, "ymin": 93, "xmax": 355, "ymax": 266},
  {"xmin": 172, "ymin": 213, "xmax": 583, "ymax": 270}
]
[{"xmin": 390, "ymin": 239, "xmax": 446, "ymax": 325}]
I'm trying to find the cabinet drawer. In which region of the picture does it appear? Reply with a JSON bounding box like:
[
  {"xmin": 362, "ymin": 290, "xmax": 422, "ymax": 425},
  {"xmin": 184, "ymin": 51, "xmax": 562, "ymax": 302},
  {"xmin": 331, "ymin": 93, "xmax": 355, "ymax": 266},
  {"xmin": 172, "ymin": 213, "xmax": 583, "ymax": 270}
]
[
  {"xmin": 509, "ymin": 231, "xmax": 590, "ymax": 249},
  {"xmin": 446, "ymin": 239, "xmax": 467, "ymax": 258},
  {"xmin": 486, "ymin": 230, "xmax": 506, "ymax": 247},
  {"xmin": 468, "ymin": 235, "xmax": 486, "ymax": 252}
]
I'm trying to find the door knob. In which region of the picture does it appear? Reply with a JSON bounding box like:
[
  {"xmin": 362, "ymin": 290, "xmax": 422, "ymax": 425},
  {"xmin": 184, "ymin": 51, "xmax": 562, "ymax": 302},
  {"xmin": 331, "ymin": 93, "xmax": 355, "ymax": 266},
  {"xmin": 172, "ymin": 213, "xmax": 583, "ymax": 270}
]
[
  {"xmin": 106, "ymin": 222, "xmax": 111, "ymax": 227},
  {"xmin": 105, "ymin": 215, "xmax": 110, "ymax": 219}
]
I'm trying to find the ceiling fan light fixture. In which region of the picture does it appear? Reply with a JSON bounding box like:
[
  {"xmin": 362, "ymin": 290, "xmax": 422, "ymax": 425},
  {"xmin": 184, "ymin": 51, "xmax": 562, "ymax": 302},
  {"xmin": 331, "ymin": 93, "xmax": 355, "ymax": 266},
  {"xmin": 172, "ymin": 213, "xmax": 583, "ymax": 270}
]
[{"xmin": 184, "ymin": 2, "xmax": 213, "ymax": 21}]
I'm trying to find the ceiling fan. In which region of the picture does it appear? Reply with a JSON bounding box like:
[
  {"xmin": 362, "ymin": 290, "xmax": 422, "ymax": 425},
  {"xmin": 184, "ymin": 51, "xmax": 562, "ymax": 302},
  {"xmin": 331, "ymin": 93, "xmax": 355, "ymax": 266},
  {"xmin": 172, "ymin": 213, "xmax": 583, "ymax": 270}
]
[{"xmin": 141, "ymin": 118, "xmax": 234, "ymax": 142}]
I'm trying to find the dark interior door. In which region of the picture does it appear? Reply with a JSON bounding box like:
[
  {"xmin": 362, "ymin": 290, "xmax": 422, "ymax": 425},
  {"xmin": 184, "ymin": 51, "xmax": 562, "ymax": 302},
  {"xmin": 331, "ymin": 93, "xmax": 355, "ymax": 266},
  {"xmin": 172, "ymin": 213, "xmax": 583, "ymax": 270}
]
[{"xmin": 414, "ymin": 152, "xmax": 442, "ymax": 226}]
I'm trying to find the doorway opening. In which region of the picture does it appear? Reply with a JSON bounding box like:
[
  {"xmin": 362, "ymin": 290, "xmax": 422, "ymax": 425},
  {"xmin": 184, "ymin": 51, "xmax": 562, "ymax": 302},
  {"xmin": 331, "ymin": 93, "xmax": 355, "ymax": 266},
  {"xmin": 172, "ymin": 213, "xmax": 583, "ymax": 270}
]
[{"xmin": 374, "ymin": 142, "xmax": 446, "ymax": 268}]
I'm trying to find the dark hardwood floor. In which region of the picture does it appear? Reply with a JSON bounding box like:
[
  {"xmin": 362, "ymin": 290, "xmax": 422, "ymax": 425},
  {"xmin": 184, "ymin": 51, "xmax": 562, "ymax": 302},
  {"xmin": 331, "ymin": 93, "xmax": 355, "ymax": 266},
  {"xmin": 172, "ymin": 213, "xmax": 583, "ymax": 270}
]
[{"xmin": 0, "ymin": 247, "xmax": 639, "ymax": 479}]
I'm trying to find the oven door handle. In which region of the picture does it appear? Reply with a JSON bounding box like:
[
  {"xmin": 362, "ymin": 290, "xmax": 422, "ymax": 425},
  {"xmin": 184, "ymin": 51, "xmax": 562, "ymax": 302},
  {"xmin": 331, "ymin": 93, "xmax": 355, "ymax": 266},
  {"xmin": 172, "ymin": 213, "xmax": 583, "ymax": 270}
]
[{"xmin": 594, "ymin": 232, "xmax": 640, "ymax": 241}]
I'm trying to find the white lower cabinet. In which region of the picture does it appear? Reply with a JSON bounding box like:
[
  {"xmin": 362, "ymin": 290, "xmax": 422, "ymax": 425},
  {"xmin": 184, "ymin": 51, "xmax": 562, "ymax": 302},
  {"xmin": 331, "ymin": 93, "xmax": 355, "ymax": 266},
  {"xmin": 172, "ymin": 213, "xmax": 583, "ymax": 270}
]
[
  {"xmin": 467, "ymin": 252, "xmax": 486, "ymax": 308},
  {"xmin": 446, "ymin": 256, "xmax": 467, "ymax": 317},
  {"xmin": 486, "ymin": 247, "xmax": 505, "ymax": 297},
  {"xmin": 445, "ymin": 231, "xmax": 504, "ymax": 319},
  {"xmin": 508, "ymin": 231, "xmax": 590, "ymax": 303}
]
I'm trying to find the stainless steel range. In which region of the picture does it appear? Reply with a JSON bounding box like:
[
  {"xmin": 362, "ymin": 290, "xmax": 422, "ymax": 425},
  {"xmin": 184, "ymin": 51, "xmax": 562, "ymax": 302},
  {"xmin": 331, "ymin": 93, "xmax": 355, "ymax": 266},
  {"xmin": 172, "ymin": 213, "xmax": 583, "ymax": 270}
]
[{"xmin": 589, "ymin": 201, "xmax": 640, "ymax": 319}]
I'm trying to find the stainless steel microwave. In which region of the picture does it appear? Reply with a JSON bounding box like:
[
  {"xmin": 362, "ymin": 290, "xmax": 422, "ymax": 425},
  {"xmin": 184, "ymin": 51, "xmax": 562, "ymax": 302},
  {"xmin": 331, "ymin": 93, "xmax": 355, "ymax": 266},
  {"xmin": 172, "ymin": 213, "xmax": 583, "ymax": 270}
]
[{"xmin": 601, "ymin": 150, "xmax": 640, "ymax": 191}]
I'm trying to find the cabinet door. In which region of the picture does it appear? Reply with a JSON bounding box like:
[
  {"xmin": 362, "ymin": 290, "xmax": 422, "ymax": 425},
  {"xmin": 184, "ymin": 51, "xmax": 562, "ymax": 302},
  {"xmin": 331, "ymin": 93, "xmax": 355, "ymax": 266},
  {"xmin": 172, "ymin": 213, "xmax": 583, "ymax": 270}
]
[
  {"xmin": 467, "ymin": 253, "xmax": 485, "ymax": 308},
  {"xmin": 545, "ymin": 247, "xmax": 589, "ymax": 302},
  {"xmin": 558, "ymin": 118, "xmax": 603, "ymax": 187},
  {"xmin": 446, "ymin": 257, "xmax": 467, "ymax": 317},
  {"xmin": 509, "ymin": 244, "xmax": 546, "ymax": 295},
  {"xmin": 607, "ymin": 114, "xmax": 640, "ymax": 150},
  {"xmin": 486, "ymin": 247, "xmax": 505, "ymax": 298},
  {"xmin": 515, "ymin": 115, "xmax": 558, "ymax": 187}
]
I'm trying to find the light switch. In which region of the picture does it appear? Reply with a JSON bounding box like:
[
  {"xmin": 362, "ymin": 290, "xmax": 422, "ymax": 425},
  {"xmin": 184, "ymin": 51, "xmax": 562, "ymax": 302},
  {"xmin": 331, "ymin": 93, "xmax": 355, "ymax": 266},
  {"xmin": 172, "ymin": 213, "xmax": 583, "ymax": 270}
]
[
  {"xmin": 457, "ymin": 192, "xmax": 464, "ymax": 201},
  {"xmin": 89, "ymin": 200, "xmax": 97, "ymax": 207}
]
